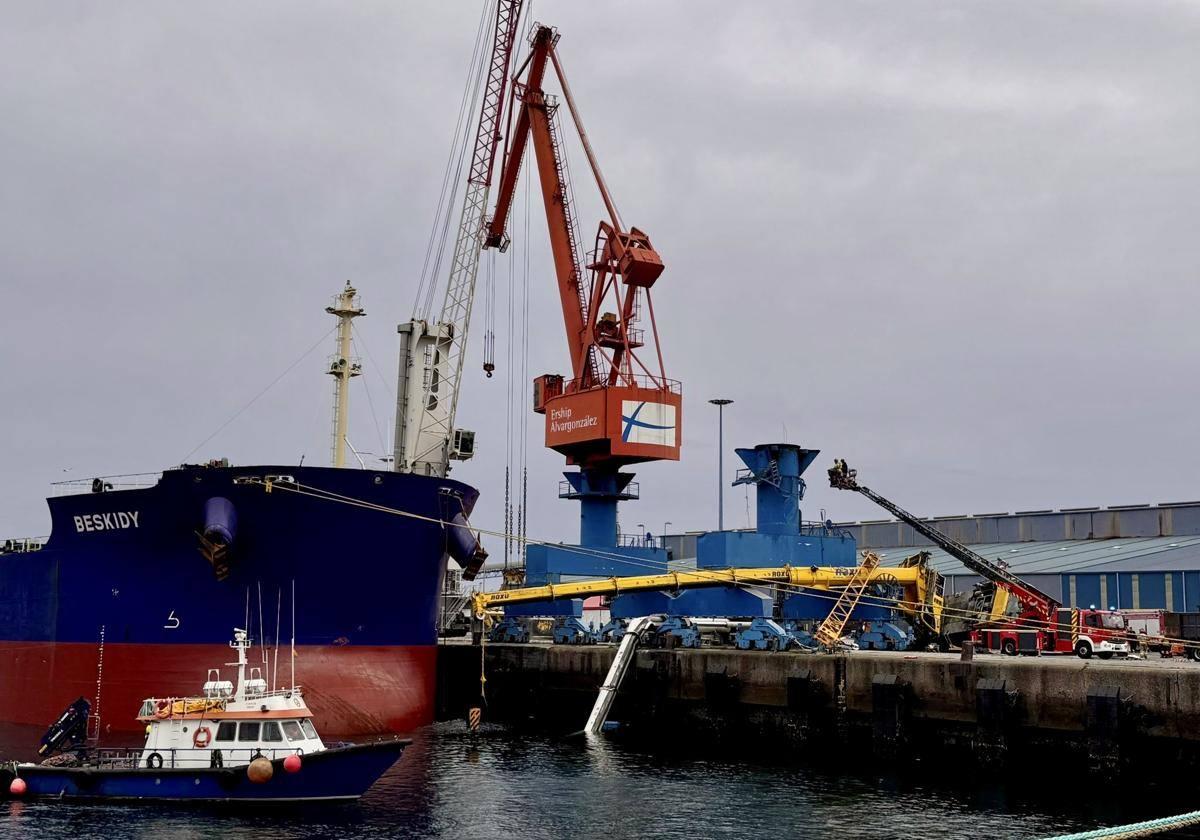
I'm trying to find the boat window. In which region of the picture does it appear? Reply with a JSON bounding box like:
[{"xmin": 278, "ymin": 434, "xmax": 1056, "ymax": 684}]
[
  {"xmin": 300, "ymin": 719, "xmax": 318, "ymax": 739},
  {"xmin": 238, "ymin": 722, "xmax": 261, "ymax": 742},
  {"xmin": 281, "ymin": 721, "xmax": 304, "ymax": 742},
  {"xmin": 262, "ymin": 722, "xmax": 283, "ymax": 742},
  {"xmin": 215, "ymin": 721, "xmax": 237, "ymax": 742}
]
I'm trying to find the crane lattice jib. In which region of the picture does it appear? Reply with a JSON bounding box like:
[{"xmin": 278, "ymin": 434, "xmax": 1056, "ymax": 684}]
[
  {"xmin": 828, "ymin": 463, "xmax": 1058, "ymax": 620},
  {"xmin": 410, "ymin": 0, "xmax": 525, "ymax": 472},
  {"xmin": 814, "ymin": 551, "xmax": 881, "ymax": 648}
]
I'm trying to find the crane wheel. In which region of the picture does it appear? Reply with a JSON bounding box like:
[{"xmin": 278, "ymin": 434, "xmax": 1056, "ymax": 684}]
[{"xmin": 1001, "ymin": 639, "xmax": 1017, "ymax": 657}]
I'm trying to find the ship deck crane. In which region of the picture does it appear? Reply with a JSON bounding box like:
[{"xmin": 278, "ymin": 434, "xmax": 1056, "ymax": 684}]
[{"xmin": 394, "ymin": 0, "xmax": 526, "ymax": 479}]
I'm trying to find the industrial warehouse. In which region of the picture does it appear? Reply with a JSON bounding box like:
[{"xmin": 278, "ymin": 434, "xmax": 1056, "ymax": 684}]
[{"xmin": 664, "ymin": 500, "xmax": 1200, "ymax": 614}]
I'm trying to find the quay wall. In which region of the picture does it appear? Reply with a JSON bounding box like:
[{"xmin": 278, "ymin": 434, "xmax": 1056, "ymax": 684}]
[{"xmin": 437, "ymin": 643, "xmax": 1200, "ymax": 770}]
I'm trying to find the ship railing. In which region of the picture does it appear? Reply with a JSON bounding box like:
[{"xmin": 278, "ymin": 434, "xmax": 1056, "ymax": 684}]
[
  {"xmin": 51, "ymin": 472, "xmax": 162, "ymax": 496},
  {"xmin": 1, "ymin": 536, "xmax": 48, "ymax": 554}
]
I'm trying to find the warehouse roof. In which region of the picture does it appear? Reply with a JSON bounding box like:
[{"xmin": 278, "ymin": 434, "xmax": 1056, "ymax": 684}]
[{"xmin": 879, "ymin": 535, "xmax": 1200, "ymax": 577}]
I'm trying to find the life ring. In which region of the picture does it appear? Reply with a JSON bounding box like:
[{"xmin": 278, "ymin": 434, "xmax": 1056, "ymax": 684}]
[
  {"xmin": 154, "ymin": 700, "xmax": 171, "ymax": 719},
  {"xmin": 192, "ymin": 726, "xmax": 212, "ymax": 749},
  {"xmin": 146, "ymin": 752, "xmax": 163, "ymax": 769}
]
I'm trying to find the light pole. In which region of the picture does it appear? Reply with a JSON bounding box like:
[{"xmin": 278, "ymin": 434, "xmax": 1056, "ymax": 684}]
[{"xmin": 709, "ymin": 398, "xmax": 733, "ymax": 531}]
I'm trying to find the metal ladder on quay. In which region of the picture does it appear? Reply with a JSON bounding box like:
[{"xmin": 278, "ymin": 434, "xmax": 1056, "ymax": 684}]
[
  {"xmin": 584, "ymin": 615, "xmax": 657, "ymax": 735},
  {"xmin": 814, "ymin": 551, "xmax": 881, "ymax": 649}
]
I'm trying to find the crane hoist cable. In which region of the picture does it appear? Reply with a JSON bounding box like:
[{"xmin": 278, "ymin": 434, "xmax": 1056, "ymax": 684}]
[{"xmin": 413, "ymin": 0, "xmax": 496, "ymax": 319}]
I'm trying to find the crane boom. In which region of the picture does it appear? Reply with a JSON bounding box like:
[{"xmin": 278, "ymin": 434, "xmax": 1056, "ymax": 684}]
[
  {"xmin": 828, "ymin": 460, "xmax": 1058, "ymax": 621},
  {"xmin": 483, "ymin": 24, "xmax": 680, "ymax": 474},
  {"xmin": 471, "ymin": 558, "xmax": 943, "ymax": 633},
  {"xmin": 394, "ymin": 0, "xmax": 525, "ymax": 477}
]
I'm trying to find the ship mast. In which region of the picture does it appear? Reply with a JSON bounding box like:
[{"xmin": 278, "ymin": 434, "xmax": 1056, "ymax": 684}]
[{"xmin": 326, "ymin": 282, "xmax": 365, "ymax": 468}]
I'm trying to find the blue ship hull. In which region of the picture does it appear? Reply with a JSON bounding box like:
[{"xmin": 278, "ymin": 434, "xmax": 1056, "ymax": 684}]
[
  {"xmin": 4, "ymin": 740, "xmax": 408, "ymax": 803},
  {"xmin": 0, "ymin": 464, "xmax": 481, "ymax": 735}
]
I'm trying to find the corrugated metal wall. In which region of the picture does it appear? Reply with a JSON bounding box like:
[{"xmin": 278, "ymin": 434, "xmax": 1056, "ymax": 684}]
[
  {"xmin": 1060, "ymin": 571, "xmax": 1200, "ymax": 612},
  {"xmin": 840, "ymin": 502, "xmax": 1200, "ymax": 549}
]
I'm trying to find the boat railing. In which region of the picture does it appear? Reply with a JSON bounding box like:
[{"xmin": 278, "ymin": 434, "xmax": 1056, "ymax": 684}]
[
  {"xmin": 240, "ymin": 686, "xmax": 304, "ymax": 701},
  {"xmin": 51, "ymin": 472, "xmax": 162, "ymax": 496},
  {"xmin": 85, "ymin": 746, "xmax": 305, "ymax": 769}
]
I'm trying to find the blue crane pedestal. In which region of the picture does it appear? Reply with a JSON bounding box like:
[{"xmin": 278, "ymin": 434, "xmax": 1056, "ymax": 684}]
[
  {"xmin": 610, "ymin": 442, "xmax": 859, "ymax": 621},
  {"xmin": 514, "ymin": 467, "xmax": 668, "ymax": 619}
]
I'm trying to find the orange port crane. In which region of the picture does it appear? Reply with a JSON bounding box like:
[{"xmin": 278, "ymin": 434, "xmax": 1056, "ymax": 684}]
[{"xmin": 484, "ymin": 25, "xmax": 681, "ymax": 479}]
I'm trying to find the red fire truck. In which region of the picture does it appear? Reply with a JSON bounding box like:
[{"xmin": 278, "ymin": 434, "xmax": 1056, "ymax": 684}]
[{"xmin": 829, "ymin": 461, "xmax": 1129, "ymax": 658}]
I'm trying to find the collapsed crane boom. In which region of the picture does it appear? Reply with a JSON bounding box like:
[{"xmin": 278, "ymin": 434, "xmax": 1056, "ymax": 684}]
[
  {"xmin": 472, "ymin": 559, "xmax": 943, "ymax": 633},
  {"xmin": 828, "ymin": 460, "xmax": 1058, "ymax": 622}
]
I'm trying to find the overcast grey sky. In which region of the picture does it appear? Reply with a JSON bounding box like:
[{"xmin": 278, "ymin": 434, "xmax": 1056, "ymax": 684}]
[{"xmin": 2, "ymin": 1, "xmax": 1198, "ymax": 547}]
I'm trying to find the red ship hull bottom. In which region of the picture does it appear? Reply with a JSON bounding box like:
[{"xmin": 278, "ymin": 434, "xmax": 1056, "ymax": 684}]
[{"xmin": 0, "ymin": 641, "xmax": 437, "ymax": 737}]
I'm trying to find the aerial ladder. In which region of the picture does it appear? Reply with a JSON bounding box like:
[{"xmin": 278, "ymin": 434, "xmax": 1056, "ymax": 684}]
[
  {"xmin": 813, "ymin": 551, "xmax": 882, "ymax": 649},
  {"xmin": 828, "ymin": 460, "xmax": 1129, "ymax": 657}
]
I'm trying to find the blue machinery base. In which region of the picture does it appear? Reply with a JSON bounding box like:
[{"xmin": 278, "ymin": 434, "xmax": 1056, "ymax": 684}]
[{"xmin": 510, "ymin": 444, "xmax": 900, "ymax": 633}]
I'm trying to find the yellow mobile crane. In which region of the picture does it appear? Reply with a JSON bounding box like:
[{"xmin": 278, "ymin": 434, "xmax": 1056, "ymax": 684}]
[{"xmin": 470, "ymin": 554, "xmax": 944, "ymax": 637}]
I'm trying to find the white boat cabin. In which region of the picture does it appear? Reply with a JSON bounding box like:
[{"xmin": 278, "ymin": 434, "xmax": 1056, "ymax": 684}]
[{"xmin": 136, "ymin": 629, "xmax": 325, "ymax": 769}]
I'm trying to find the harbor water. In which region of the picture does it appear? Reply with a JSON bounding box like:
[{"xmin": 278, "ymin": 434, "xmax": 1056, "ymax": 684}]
[{"xmin": 5, "ymin": 720, "xmax": 1200, "ymax": 839}]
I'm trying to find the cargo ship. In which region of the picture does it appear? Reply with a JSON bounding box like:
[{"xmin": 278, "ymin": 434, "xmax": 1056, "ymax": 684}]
[{"xmin": 0, "ymin": 285, "xmax": 486, "ymax": 736}]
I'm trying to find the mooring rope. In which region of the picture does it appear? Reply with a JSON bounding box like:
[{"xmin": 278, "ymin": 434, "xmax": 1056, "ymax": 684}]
[{"xmin": 1045, "ymin": 809, "xmax": 1200, "ymax": 839}]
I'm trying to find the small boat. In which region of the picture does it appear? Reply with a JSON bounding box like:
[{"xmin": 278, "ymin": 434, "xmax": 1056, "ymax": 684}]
[{"xmin": 2, "ymin": 629, "xmax": 408, "ymax": 803}]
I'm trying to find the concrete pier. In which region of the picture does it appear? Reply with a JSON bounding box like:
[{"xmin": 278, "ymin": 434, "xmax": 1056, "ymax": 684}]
[{"xmin": 438, "ymin": 643, "xmax": 1200, "ymax": 771}]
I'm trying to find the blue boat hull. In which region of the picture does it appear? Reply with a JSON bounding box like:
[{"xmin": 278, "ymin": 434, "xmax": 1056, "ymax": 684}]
[{"xmin": 5, "ymin": 740, "xmax": 408, "ymax": 803}]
